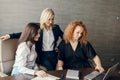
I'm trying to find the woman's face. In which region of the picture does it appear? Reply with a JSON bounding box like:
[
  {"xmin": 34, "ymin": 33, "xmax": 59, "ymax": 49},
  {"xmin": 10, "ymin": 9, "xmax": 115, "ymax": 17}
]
[
  {"xmin": 45, "ymin": 15, "xmax": 54, "ymax": 27},
  {"xmin": 34, "ymin": 29, "xmax": 40, "ymax": 41},
  {"xmin": 73, "ymin": 26, "xmax": 83, "ymax": 41}
]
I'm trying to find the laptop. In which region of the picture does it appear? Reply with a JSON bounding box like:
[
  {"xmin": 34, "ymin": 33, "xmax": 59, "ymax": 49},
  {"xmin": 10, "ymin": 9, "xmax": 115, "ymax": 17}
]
[{"xmin": 84, "ymin": 63, "xmax": 119, "ymax": 80}]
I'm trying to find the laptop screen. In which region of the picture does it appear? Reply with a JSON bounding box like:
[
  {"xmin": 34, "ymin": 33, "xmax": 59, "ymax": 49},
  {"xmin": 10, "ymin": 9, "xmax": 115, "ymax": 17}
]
[{"xmin": 103, "ymin": 63, "xmax": 119, "ymax": 80}]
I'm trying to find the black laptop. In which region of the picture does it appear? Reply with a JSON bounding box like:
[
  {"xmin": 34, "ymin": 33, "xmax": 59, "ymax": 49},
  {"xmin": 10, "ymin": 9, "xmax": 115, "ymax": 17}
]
[{"xmin": 84, "ymin": 63, "xmax": 119, "ymax": 80}]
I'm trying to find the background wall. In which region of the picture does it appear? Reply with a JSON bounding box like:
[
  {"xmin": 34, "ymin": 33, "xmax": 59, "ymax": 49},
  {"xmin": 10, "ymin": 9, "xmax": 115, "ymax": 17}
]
[{"xmin": 0, "ymin": 0, "xmax": 120, "ymax": 68}]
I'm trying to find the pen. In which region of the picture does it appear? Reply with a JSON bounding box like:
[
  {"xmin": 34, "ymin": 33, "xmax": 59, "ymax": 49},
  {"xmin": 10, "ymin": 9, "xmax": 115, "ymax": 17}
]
[{"xmin": 60, "ymin": 73, "xmax": 64, "ymax": 79}]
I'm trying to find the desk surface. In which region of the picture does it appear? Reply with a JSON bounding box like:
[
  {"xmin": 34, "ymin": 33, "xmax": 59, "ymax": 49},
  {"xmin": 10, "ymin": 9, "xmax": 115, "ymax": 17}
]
[{"xmin": 0, "ymin": 68, "xmax": 120, "ymax": 80}]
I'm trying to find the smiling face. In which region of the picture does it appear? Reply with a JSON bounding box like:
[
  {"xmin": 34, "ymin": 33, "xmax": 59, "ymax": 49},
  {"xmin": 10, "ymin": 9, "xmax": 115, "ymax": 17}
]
[
  {"xmin": 44, "ymin": 14, "xmax": 54, "ymax": 27},
  {"xmin": 73, "ymin": 26, "xmax": 83, "ymax": 41},
  {"xmin": 40, "ymin": 8, "xmax": 55, "ymax": 29}
]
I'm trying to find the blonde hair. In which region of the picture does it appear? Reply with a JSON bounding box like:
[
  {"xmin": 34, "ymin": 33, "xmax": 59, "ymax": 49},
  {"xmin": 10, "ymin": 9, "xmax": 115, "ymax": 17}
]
[
  {"xmin": 64, "ymin": 20, "xmax": 88, "ymax": 44},
  {"xmin": 40, "ymin": 8, "xmax": 55, "ymax": 29}
]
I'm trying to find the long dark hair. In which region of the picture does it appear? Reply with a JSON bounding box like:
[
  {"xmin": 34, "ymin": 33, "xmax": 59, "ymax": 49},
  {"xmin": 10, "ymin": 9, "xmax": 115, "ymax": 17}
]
[{"xmin": 18, "ymin": 23, "xmax": 40, "ymax": 45}]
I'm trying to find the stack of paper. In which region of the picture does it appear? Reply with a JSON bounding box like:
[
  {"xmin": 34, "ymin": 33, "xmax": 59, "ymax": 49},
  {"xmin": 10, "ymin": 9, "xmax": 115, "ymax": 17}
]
[
  {"xmin": 66, "ymin": 69, "xmax": 79, "ymax": 80},
  {"xmin": 32, "ymin": 74, "xmax": 60, "ymax": 80}
]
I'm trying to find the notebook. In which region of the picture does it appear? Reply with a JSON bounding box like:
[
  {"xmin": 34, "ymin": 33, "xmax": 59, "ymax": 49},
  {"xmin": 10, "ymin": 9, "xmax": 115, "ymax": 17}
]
[
  {"xmin": 84, "ymin": 63, "xmax": 119, "ymax": 80},
  {"xmin": 66, "ymin": 69, "xmax": 79, "ymax": 79}
]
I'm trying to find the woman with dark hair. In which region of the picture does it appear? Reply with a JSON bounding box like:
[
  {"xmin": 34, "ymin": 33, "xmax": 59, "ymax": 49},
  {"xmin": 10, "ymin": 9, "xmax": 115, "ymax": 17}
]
[
  {"xmin": 57, "ymin": 20, "xmax": 105, "ymax": 73},
  {"xmin": 11, "ymin": 23, "xmax": 47, "ymax": 77},
  {"xmin": 0, "ymin": 8, "xmax": 63, "ymax": 71}
]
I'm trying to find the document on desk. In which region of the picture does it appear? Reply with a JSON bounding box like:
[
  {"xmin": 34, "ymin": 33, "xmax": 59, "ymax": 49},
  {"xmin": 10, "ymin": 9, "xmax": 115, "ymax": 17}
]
[
  {"xmin": 32, "ymin": 74, "xmax": 60, "ymax": 80},
  {"xmin": 66, "ymin": 69, "xmax": 79, "ymax": 79}
]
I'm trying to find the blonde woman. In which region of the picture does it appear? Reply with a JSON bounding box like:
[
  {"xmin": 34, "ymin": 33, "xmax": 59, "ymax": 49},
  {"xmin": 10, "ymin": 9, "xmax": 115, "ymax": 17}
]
[
  {"xmin": 35, "ymin": 8, "xmax": 63, "ymax": 71},
  {"xmin": 57, "ymin": 20, "xmax": 104, "ymax": 73},
  {"xmin": 0, "ymin": 8, "xmax": 63, "ymax": 71}
]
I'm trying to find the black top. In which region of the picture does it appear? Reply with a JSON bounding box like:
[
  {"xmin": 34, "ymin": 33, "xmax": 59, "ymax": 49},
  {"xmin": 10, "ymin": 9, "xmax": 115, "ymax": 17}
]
[{"xmin": 58, "ymin": 40, "xmax": 96, "ymax": 69}]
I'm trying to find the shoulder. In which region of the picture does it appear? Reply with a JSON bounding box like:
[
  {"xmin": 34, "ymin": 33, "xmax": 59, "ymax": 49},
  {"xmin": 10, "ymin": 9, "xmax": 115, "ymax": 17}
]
[
  {"xmin": 81, "ymin": 42, "xmax": 94, "ymax": 49},
  {"xmin": 16, "ymin": 42, "xmax": 28, "ymax": 55},
  {"xmin": 59, "ymin": 40, "xmax": 66, "ymax": 47},
  {"xmin": 53, "ymin": 24, "xmax": 59, "ymax": 27},
  {"xmin": 80, "ymin": 41, "xmax": 90, "ymax": 47},
  {"xmin": 53, "ymin": 24, "xmax": 60, "ymax": 29},
  {"xmin": 60, "ymin": 40, "xmax": 65, "ymax": 44},
  {"xmin": 86, "ymin": 42, "xmax": 92, "ymax": 46},
  {"xmin": 18, "ymin": 42, "xmax": 26, "ymax": 47},
  {"xmin": 17, "ymin": 42, "xmax": 27, "ymax": 50}
]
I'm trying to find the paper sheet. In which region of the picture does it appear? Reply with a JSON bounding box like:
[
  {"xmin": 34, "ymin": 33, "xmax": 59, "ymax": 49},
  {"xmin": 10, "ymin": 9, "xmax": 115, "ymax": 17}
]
[{"xmin": 32, "ymin": 74, "xmax": 60, "ymax": 80}]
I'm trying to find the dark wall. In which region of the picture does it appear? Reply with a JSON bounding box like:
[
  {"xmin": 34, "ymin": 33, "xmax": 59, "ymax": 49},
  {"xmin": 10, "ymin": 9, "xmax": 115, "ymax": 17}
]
[{"xmin": 0, "ymin": 0, "xmax": 120, "ymax": 67}]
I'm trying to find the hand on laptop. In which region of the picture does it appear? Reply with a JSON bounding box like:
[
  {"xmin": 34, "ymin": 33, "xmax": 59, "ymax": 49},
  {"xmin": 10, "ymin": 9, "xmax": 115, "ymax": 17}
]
[{"xmin": 95, "ymin": 65, "xmax": 105, "ymax": 73}]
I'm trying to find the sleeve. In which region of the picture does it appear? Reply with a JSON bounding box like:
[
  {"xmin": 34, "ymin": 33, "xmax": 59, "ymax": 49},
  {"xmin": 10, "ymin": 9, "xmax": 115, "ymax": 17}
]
[
  {"xmin": 9, "ymin": 32, "xmax": 22, "ymax": 39},
  {"xmin": 35, "ymin": 33, "xmax": 42, "ymax": 54},
  {"xmin": 15, "ymin": 43, "xmax": 35, "ymax": 75},
  {"xmin": 56, "ymin": 24, "xmax": 63, "ymax": 39},
  {"xmin": 35, "ymin": 38, "xmax": 42, "ymax": 64},
  {"xmin": 84, "ymin": 42, "xmax": 97, "ymax": 59},
  {"xmin": 58, "ymin": 40, "xmax": 65, "ymax": 61}
]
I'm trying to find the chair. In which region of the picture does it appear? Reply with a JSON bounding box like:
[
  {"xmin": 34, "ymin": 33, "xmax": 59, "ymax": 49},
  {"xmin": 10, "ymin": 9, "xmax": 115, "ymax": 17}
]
[
  {"xmin": 0, "ymin": 38, "xmax": 18, "ymax": 77},
  {"xmin": 0, "ymin": 72, "xmax": 8, "ymax": 77},
  {"xmin": 0, "ymin": 38, "xmax": 47, "ymax": 77}
]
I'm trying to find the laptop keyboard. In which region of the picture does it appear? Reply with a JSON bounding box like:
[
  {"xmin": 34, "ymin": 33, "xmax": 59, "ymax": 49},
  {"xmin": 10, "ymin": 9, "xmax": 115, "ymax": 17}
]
[{"xmin": 94, "ymin": 73, "xmax": 105, "ymax": 80}]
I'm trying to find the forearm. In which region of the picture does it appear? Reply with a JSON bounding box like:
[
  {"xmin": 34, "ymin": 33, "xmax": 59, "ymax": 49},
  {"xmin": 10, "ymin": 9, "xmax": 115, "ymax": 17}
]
[
  {"xmin": 18, "ymin": 66, "xmax": 35, "ymax": 75},
  {"xmin": 9, "ymin": 32, "xmax": 21, "ymax": 39},
  {"xmin": 57, "ymin": 60, "xmax": 63, "ymax": 70},
  {"xmin": 0, "ymin": 32, "xmax": 21, "ymax": 40},
  {"xmin": 93, "ymin": 55, "xmax": 105, "ymax": 73},
  {"xmin": 93, "ymin": 55, "xmax": 102, "ymax": 66}
]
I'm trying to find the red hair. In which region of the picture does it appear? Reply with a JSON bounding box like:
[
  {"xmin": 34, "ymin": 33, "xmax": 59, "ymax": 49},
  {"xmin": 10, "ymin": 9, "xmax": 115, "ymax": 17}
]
[{"xmin": 64, "ymin": 20, "xmax": 88, "ymax": 44}]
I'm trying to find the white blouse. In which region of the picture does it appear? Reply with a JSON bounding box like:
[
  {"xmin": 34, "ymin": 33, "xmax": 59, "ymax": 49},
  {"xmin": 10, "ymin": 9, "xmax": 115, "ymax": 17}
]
[
  {"xmin": 13, "ymin": 42, "xmax": 37, "ymax": 75},
  {"xmin": 43, "ymin": 28, "xmax": 54, "ymax": 51}
]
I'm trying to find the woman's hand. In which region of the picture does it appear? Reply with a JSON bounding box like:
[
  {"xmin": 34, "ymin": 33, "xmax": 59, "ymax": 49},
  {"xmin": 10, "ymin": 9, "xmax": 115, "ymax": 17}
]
[
  {"xmin": 35, "ymin": 70, "xmax": 48, "ymax": 77},
  {"xmin": 54, "ymin": 47, "xmax": 58, "ymax": 52},
  {"xmin": 95, "ymin": 65, "xmax": 105, "ymax": 73},
  {"xmin": 57, "ymin": 60, "xmax": 63, "ymax": 70},
  {"xmin": 93, "ymin": 55, "xmax": 105, "ymax": 73},
  {"xmin": 0, "ymin": 35, "xmax": 10, "ymax": 40}
]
